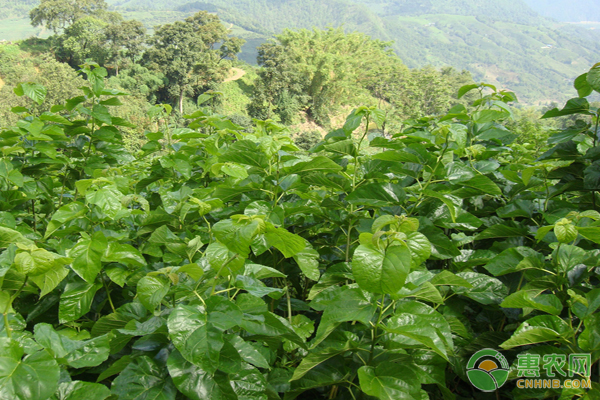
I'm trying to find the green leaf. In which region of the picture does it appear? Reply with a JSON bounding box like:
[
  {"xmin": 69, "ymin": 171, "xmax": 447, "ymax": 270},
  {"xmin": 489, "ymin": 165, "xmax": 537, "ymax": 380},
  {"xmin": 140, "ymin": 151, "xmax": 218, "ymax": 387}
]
[
  {"xmin": 384, "ymin": 300, "xmax": 453, "ymax": 360},
  {"xmin": 358, "ymin": 362, "xmax": 421, "ymax": 400},
  {"xmin": 240, "ymin": 311, "xmax": 307, "ymax": 349},
  {"xmin": 221, "ymin": 162, "xmax": 248, "ymax": 179},
  {"xmin": 312, "ymin": 287, "xmax": 376, "ymax": 346},
  {"xmin": 227, "ymin": 335, "xmax": 270, "ymax": 369},
  {"xmin": 111, "ymin": 356, "xmax": 177, "ymax": 400},
  {"xmin": 475, "ymin": 224, "xmax": 528, "ymax": 240},
  {"xmin": 166, "ymin": 350, "xmax": 236, "ymax": 400},
  {"xmin": 483, "ymin": 247, "xmax": 545, "ymax": 276},
  {"xmin": 213, "ymin": 218, "xmax": 262, "ymax": 258},
  {"xmin": 29, "ymin": 264, "xmax": 69, "ymax": 297},
  {"xmin": 500, "ymin": 316, "xmax": 570, "ymax": 349},
  {"xmin": 587, "ymin": 62, "xmax": 600, "ymax": 93},
  {"xmin": 429, "ymin": 271, "xmax": 472, "ymax": 288},
  {"xmin": 264, "ymin": 225, "xmax": 305, "ymax": 258},
  {"xmin": 542, "ymin": 97, "xmax": 593, "ymax": 118},
  {"xmin": 286, "ymin": 156, "xmax": 342, "ymax": 174},
  {"xmin": 457, "ymin": 84, "xmax": 479, "ymax": 99},
  {"xmin": 86, "ymin": 187, "xmax": 123, "ymax": 219},
  {"xmin": 554, "ymin": 244, "xmax": 587, "ymax": 274},
  {"xmin": 137, "ymin": 276, "xmax": 170, "ymax": 312},
  {"xmin": 453, "ymin": 272, "xmax": 507, "ymax": 305},
  {"xmin": 68, "ymin": 231, "xmax": 107, "ymax": 284},
  {"xmin": 14, "ymin": 82, "xmax": 47, "ymax": 105},
  {"xmin": 500, "ymin": 290, "xmax": 563, "ymax": 315},
  {"xmin": 102, "ymin": 242, "xmax": 146, "ymax": 268},
  {"xmin": 554, "ymin": 219, "xmax": 578, "ymax": 243},
  {"xmin": 59, "ymin": 279, "xmax": 102, "ymax": 324},
  {"xmin": 0, "ymin": 338, "xmax": 59, "ymax": 400},
  {"xmin": 346, "ymin": 183, "xmax": 406, "ymax": 207},
  {"xmin": 0, "ymin": 226, "xmax": 33, "ymax": 248},
  {"xmin": 167, "ymin": 304, "xmax": 223, "ymax": 373},
  {"xmin": 352, "ymin": 243, "xmax": 411, "ymax": 294},
  {"xmin": 33, "ymin": 323, "xmax": 110, "ymax": 368},
  {"xmin": 14, "ymin": 247, "xmax": 71, "ymax": 277},
  {"xmin": 45, "ymin": 202, "xmax": 87, "ymax": 239},
  {"xmin": 293, "ymin": 242, "xmax": 321, "ymax": 281},
  {"xmin": 575, "ymin": 73, "xmax": 593, "ymax": 97},
  {"xmin": 55, "ymin": 381, "xmax": 112, "ymax": 400},
  {"xmin": 405, "ymin": 232, "xmax": 431, "ymax": 266},
  {"xmin": 576, "ymin": 226, "xmax": 600, "ymax": 244}
]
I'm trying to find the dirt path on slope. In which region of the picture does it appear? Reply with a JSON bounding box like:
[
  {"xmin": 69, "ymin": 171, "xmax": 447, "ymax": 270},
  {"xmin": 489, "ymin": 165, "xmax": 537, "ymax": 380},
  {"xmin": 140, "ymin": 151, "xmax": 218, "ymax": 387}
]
[
  {"xmin": 0, "ymin": 76, "xmax": 4, "ymax": 91},
  {"xmin": 223, "ymin": 67, "xmax": 246, "ymax": 83}
]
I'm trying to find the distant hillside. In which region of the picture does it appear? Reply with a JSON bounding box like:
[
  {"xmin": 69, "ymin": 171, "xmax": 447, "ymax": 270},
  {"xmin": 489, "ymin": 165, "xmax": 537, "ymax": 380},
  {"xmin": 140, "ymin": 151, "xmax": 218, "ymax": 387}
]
[
  {"xmin": 2, "ymin": 0, "xmax": 600, "ymax": 104},
  {"xmin": 524, "ymin": 0, "xmax": 600, "ymax": 22}
]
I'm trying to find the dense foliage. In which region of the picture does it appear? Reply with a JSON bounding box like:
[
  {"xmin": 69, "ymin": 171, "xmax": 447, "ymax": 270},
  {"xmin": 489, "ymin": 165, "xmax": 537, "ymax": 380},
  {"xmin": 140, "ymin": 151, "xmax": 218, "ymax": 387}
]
[{"xmin": 0, "ymin": 52, "xmax": 600, "ymax": 400}]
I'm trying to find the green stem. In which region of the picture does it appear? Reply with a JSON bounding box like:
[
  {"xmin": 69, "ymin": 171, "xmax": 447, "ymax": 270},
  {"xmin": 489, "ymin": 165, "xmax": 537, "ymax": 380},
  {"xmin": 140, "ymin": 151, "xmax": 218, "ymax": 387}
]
[
  {"xmin": 211, "ymin": 254, "xmax": 239, "ymax": 296},
  {"xmin": 286, "ymin": 283, "xmax": 293, "ymax": 324},
  {"xmin": 368, "ymin": 294, "xmax": 386, "ymax": 364},
  {"xmin": 3, "ymin": 278, "xmax": 28, "ymax": 339},
  {"xmin": 102, "ymin": 275, "xmax": 116, "ymax": 313}
]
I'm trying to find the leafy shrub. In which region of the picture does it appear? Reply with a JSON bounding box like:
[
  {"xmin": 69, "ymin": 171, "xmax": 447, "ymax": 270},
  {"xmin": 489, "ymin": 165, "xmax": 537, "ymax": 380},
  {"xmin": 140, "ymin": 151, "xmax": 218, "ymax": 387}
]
[{"xmin": 0, "ymin": 61, "xmax": 599, "ymax": 400}]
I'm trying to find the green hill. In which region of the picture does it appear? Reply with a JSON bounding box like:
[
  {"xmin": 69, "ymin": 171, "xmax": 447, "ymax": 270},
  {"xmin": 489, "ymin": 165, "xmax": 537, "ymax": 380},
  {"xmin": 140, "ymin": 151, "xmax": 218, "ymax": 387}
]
[{"xmin": 2, "ymin": 0, "xmax": 600, "ymax": 103}]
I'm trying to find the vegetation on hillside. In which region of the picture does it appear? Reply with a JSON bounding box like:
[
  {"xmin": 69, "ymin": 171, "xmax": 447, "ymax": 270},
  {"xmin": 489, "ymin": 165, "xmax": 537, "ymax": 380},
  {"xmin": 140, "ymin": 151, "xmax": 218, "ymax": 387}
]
[{"xmin": 0, "ymin": 53, "xmax": 599, "ymax": 400}]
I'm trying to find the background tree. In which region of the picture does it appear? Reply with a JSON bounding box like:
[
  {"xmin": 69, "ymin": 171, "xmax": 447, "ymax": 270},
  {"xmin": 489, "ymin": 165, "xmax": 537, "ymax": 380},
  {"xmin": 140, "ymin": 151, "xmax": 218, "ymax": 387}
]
[
  {"xmin": 29, "ymin": 0, "xmax": 111, "ymax": 33},
  {"xmin": 144, "ymin": 11, "xmax": 244, "ymax": 114},
  {"xmin": 104, "ymin": 19, "xmax": 146, "ymax": 75}
]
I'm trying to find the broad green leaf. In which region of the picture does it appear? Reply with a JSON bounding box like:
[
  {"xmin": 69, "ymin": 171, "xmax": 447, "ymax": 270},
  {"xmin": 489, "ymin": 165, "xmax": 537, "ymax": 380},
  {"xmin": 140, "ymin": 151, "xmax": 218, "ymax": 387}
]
[
  {"xmin": 384, "ymin": 300, "xmax": 453, "ymax": 360},
  {"xmin": 500, "ymin": 290, "xmax": 563, "ymax": 315},
  {"xmin": 240, "ymin": 311, "xmax": 307, "ymax": 349},
  {"xmin": 542, "ymin": 97, "xmax": 593, "ymax": 118},
  {"xmin": 86, "ymin": 187, "xmax": 123, "ymax": 219},
  {"xmin": 578, "ymin": 314, "xmax": 600, "ymax": 352},
  {"xmin": 14, "ymin": 247, "xmax": 71, "ymax": 277},
  {"xmin": 429, "ymin": 271, "xmax": 472, "ymax": 288},
  {"xmin": 102, "ymin": 243, "xmax": 146, "ymax": 267},
  {"xmin": 352, "ymin": 243, "xmax": 411, "ymax": 294},
  {"xmin": 264, "ymin": 225, "xmax": 305, "ymax": 258},
  {"xmin": 554, "ymin": 219, "xmax": 578, "ymax": 243},
  {"xmin": 346, "ymin": 183, "xmax": 406, "ymax": 207},
  {"xmin": 33, "ymin": 323, "xmax": 110, "ymax": 368},
  {"xmin": 454, "ymin": 272, "xmax": 508, "ymax": 305},
  {"xmin": 227, "ymin": 335, "xmax": 270, "ymax": 369},
  {"xmin": 312, "ymin": 287, "xmax": 376, "ymax": 346},
  {"xmin": 68, "ymin": 232, "xmax": 107, "ymax": 284},
  {"xmin": 14, "ymin": 82, "xmax": 47, "ymax": 105},
  {"xmin": 55, "ymin": 381, "xmax": 112, "ymax": 400},
  {"xmin": 587, "ymin": 62, "xmax": 600, "ymax": 92},
  {"xmin": 59, "ymin": 280, "xmax": 102, "ymax": 324},
  {"xmin": 500, "ymin": 316, "xmax": 570, "ymax": 349},
  {"xmin": 221, "ymin": 162, "xmax": 248, "ymax": 179},
  {"xmin": 575, "ymin": 73, "xmax": 593, "ymax": 97},
  {"xmin": 235, "ymin": 275, "xmax": 283, "ymax": 298},
  {"xmin": 293, "ymin": 242, "xmax": 320, "ymax": 281},
  {"xmin": 213, "ymin": 218, "xmax": 262, "ymax": 258},
  {"xmin": 0, "ymin": 226, "xmax": 33, "ymax": 248},
  {"xmin": 554, "ymin": 244, "xmax": 586, "ymax": 274},
  {"xmin": 137, "ymin": 276, "xmax": 170, "ymax": 312},
  {"xmin": 475, "ymin": 224, "xmax": 528, "ymax": 240},
  {"xmin": 576, "ymin": 226, "xmax": 600, "ymax": 244},
  {"xmin": 205, "ymin": 242, "xmax": 245, "ymax": 276},
  {"xmin": 244, "ymin": 263, "xmax": 286, "ymax": 279},
  {"xmin": 406, "ymin": 232, "xmax": 431, "ymax": 266},
  {"xmin": 483, "ymin": 247, "xmax": 545, "ymax": 276},
  {"xmin": 29, "ymin": 264, "xmax": 69, "ymax": 297},
  {"xmin": 358, "ymin": 362, "xmax": 421, "ymax": 400},
  {"xmin": 45, "ymin": 202, "xmax": 87, "ymax": 239},
  {"xmin": 167, "ymin": 304, "xmax": 223, "ymax": 373},
  {"xmin": 111, "ymin": 356, "xmax": 177, "ymax": 400},
  {"xmin": 0, "ymin": 338, "xmax": 59, "ymax": 400},
  {"xmin": 286, "ymin": 156, "xmax": 342, "ymax": 174},
  {"xmin": 166, "ymin": 350, "xmax": 236, "ymax": 400}
]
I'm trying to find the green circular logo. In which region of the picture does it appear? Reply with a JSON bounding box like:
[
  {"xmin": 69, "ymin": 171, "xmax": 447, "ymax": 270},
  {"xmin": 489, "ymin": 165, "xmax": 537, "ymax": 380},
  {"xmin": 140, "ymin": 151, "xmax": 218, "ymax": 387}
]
[{"xmin": 467, "ymin": 348, "xmax": 510, "ymax": 392}]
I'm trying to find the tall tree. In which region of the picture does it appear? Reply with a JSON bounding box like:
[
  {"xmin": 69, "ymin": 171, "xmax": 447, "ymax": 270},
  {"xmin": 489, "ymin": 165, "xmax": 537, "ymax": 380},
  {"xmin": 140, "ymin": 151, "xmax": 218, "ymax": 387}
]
[
  {"xmin": 144, "ymin": 11, "xmax": 244, "ymax": 114},
  {"xmin": 29, "ymin": 0, "xmax": 111, "ymax": 33}
]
